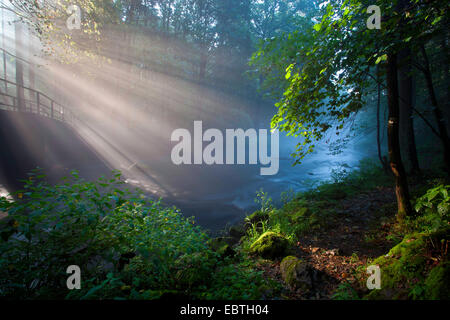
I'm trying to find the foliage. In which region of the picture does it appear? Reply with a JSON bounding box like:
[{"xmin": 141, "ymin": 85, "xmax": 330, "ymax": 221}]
[
  {"xmin": 407, "ymin": 184, "xmax": 450, "ymax": 234},
  {"xmin": 0, "ymin": 169, "xmax": 267, "ymax": 299},
  {"xmin": 250, "ymin": 0, "xmax": 449, "ymax": 164},
  {"xmin": 240, "ymin": 159, "xmax": 391, "ymax": 258},
  {"xmin": 364, "ymin": 184, "xmax": 450, "ymax": 300},
  {"xmin": 199, "ymin": 259, "xmax": 268, "ymax": 300},
  {"xmin": 365, "ymin": 227, "xmax": 449, "ymax": 300},
  {"xmin": 7, "ymin": 0, "xmax": 117, "ymax": 61},
  {"xmin": 332, "ymin": 282, "xmax": 360, "ymax": 300},
  {"xmin": 254, "ymin": 189, "xmax": 273, "ymax": 214}
]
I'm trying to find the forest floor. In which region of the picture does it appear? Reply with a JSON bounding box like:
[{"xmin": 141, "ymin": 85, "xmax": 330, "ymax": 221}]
[
  {"xmin": 264, "ymin": 187, "xmax": 398, "ymax": 299},
  {"xmin": 253, "ymin": 186, "xmax": 398, "ymax": 299},
  {"xmin": 231, "ymin": 166, "xmax": 449, "ymax": 300}
]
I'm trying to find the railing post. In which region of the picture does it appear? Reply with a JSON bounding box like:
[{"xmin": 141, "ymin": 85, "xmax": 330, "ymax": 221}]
[
  {"xmin": 36, "ymin": 92, "xmax": 40, "ymax": 115},
  {"xmin": 51, "ymin": 100, "xmax": 54, "ymax": 118}
]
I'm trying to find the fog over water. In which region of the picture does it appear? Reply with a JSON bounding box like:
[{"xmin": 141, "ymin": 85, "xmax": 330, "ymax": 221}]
[{"xmin": 0, "ymin": 15, "xmax": 377, "ymax": 233}]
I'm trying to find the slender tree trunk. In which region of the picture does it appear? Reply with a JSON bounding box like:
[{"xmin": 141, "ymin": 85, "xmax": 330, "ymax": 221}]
[
  {"xmin": 28, "ymin": 30, "xmax": 35, "ymax": 90},
  {"xmin": 376, "ymin": 65, "xmax": 388, "ymax": 172},
  {"xmin": 386, "ymin": 53, "xmax": 413, "ymax": 222},
  {"xmin": 14, "ymin": 21, "xmax": 25, "ymax": 111},
  {"xmin": 440, "ymin": 36, "xmax": 450, "ymax": 134},
  {"xmin": 398, "ymin": 47, "xmax": 420, "ymax": 174},
  {"xmin": 420, "ymin": 44, "xmax": 450, "ymax": 172},
  {"xmin": 2, "ymin": 7, "xmax": 6, "ymax": 92}
]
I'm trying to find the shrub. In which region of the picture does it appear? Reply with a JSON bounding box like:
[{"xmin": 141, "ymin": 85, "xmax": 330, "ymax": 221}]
[{"xmin": 0, "ymin": 169, "xmax": 209, "ymax": 299}]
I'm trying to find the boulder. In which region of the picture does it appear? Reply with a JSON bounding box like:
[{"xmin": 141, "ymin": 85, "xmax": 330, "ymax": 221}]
[
  {"xmin": 249, "ymin": 231, "xmax": 289, "ymax": 259},
  {"xmin": 280, "ymin": 256, "xmax": 314, "ymax": 292}
]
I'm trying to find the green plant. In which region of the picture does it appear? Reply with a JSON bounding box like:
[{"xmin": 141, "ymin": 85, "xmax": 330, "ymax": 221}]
[
  {"xmin": 349, "ymin": 253, "xmax": 359, "ymax": 264},
  {"xmin": 0, "ymin": 169, "xmax": 210, "ymax": 299},
  {"xmin": 242, "ymin": 220, "xmax": 270, "ymax": 250},
  {"xmin": 407, "ymin": 184, "xmax": 450, "ymax": 233},
  {"xmin": 255, "ymin": 189, "xmax": 273, "ymax": 214},
  {"xmin": 332, "ymin": 282, "xmax": 360, "ymax": 300},
  {"xmin": 200, "ymin": 259, "xmax": 267, "ymax": 299},
  {"xmin": 415, "ymin": 184, "xmax": 449, "ymax": 218}
]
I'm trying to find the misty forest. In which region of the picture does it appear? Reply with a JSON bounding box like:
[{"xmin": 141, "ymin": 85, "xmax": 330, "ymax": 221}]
[{"xmin": 0, "ymin": 0, "xmax": 449, "ymax": 300}]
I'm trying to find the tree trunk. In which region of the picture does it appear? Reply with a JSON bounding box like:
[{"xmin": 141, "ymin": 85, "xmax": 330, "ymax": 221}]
[
  {"xmin": 386, "ymin": 53, "xmax": 413, "ymax": 222},
  {"xmin": 28, "ymin": 29, "xmax": 35, "ymax": 90},
  {"xmin": 398, "ymin": 47, "xmax": 420, "ymax": 174},
  {"xmin": 14, "ymin": 21, "xmax": 25, "ymax": 111},
  {"xmin": 2, "ymin": 7, "xmax": 6, "ymax": 92},
  {"xmin": 376, "ymin": 65, "xmax": 388, "ymax": 172},
  {"xmin": 420, "ymin": 44, "xmax": 450, "ymax": 172}
]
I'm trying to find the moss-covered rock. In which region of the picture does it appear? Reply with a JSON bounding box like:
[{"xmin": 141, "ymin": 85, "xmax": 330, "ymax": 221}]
[
  {"xmin": 249, "ymin": 231, "xmax": 289, "ymax": 259},
  {"xmin": 365, "ymin": 227, "xmax": 450, "ymax": 300},
  {"xmin": 280, "ymin": 256, "xmax": 313, "ymax": 292}
]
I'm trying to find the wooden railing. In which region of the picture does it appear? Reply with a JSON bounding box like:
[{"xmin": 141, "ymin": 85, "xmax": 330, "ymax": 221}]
[
  {"xmin": 0, "ymin": 48, "xmax": 76, "ymax": 125},
  {"xmin": 0, "ymin": 77, "xmax": 76, "ymax": 124}
]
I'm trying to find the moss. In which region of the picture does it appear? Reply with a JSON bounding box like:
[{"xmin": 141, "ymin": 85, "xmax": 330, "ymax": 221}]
[
  {"xmin": 424, "ymin": 261, "xmax": 450, "ymax": 300},
  {"xmin": 279, "ymin": 256, "xmax": 313, "ymax": 292},
  {"xmin": 249, "ymin": 231, "xmax": 289, "ymax": 259},
  {"xmin": 289, "ymin": 207, "xmax": 309, "ymax": 223},
  {"xmin": 280, "ymin": 256, "xmax": 299, "ymax": 285},
  {"xmin": 365, "ymin": 227, "xmax": 450, "ymax": 300}
]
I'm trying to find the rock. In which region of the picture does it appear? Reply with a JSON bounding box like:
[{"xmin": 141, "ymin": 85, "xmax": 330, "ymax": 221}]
[
  {"xmin": 249, "ymin": 231, "xmax": 289, "ymax": 259},
  {"xmin": 280, "ymin": 256, "xmax": 314, "ymax": 292}
]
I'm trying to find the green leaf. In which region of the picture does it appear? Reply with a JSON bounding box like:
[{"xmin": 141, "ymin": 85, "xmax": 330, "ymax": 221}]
[{"xmin": 375, "ymin": 54, "xmax": 387, "ymax": 64}]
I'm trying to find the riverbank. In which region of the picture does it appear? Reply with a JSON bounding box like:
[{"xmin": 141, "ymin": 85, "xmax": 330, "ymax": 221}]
[
  {"xmin": 0, "ymin": 164, "xmax": 448, "ymax": 299},
  {"xmin": 217, "ymin": 162, "xmax": 450, "ymax": 299}
]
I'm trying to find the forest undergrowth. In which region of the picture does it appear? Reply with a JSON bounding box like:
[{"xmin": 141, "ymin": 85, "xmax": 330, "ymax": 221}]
[{"xmin": 0, "ymin": 160, "xmax": 448, "ymax": 300}]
